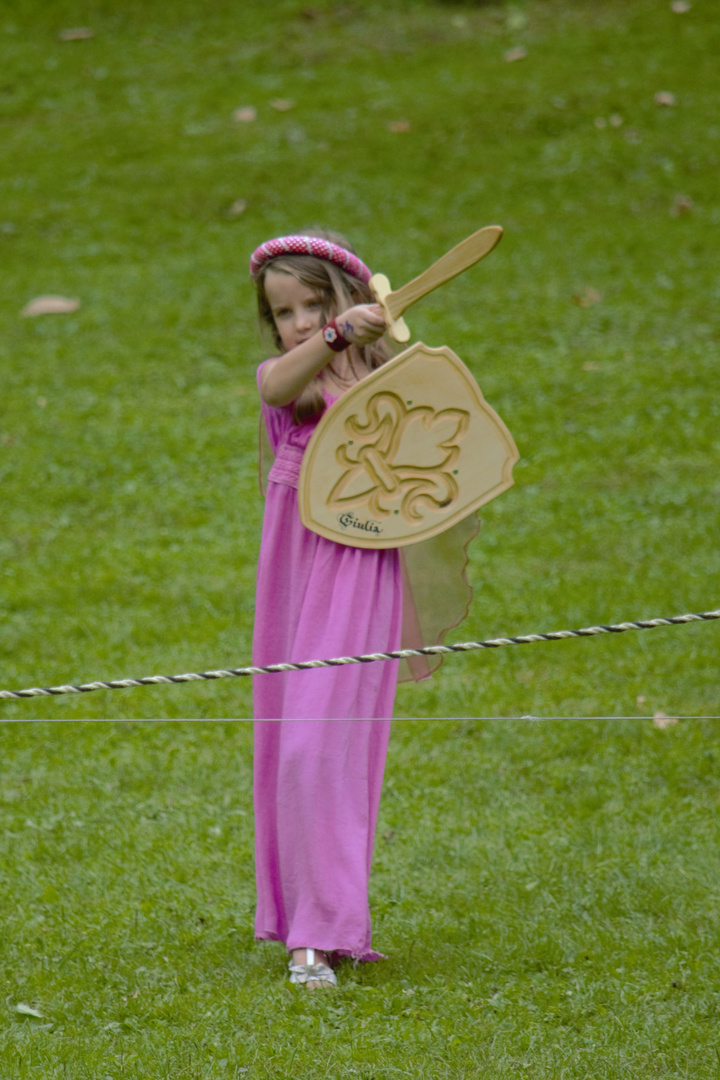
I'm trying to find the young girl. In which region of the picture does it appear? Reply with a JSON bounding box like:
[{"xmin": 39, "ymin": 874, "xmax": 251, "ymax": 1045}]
[
  {"xmin": 249, "ymin": 231, "xmax": 477, "ymax": 989},
  {"xmin": 249, "ymin": 231, "xmax": 401, "ymax": 989}
]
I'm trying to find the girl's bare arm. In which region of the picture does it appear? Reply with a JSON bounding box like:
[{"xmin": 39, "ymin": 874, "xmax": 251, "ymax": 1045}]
[{"xmin": 260, "ymin": 304, "xmax": 386, "ymax": 407}]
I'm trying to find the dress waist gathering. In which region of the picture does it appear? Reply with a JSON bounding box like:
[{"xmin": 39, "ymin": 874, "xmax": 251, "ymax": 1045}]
[{"xmin": 267, "ymin": 442, "xmax": 304, "ymax": 489}]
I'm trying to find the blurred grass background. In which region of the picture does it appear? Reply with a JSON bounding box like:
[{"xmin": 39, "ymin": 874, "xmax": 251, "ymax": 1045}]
[
  {"xmin": 1, "ymin": 2, "xmax": 720, "ymax": 1075},
  {"xmin": 1, "ymin": 0, "xmax": 717, "ymax": 719}
]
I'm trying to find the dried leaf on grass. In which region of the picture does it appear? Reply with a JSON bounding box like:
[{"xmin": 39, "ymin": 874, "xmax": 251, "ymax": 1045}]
[
  {"xmin": 226, "ymin": 199, "xmax": 247, "ymax": 218},
  {"xmin": 653, "ymin": 711, "xmax": 678, "ymax": 729},
  {"xmin": 671, "ymin": 1, "xmax": 691, "ymax": 12},
  {"xmin": 388, "ymin": 120, "xmax": 411, "ymax": 133},
  {"xmin": 21, "ymin": 296, "xmax": 80, "ymax": 317},
  {"xmin": 572, "ymin": 287, "xmax": 602, "ymax": 308},
  {"xmin": 233, "ymin": 106, "xmax": 257, "ymax": 123},
  {"xmin": 655, "ymin": 91, "xmax": 677, "ymax": 107},
  {"xmin": 59, "ymin": 27, "xmax": 95, "ymax": 41},
  {"xmin": 270, "ymin": 99, "xmax": 295, "ymax": 112},
  {"xmin": 16, "ymin": 1003, "xmax": 44, "ymax": 1018},
  {"xmin": 504, "ymin": 46, "xmax": 527, "ymax": 63},
  {"xmin": 671, "ymin": 194, "xmax": 693, "ymax": 216}
]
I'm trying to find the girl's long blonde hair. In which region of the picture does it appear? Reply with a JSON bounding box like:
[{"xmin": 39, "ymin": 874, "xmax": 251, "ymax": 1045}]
[{"xmin": 255, "ymin": 229, "xmax": 392, "ymax": 424}]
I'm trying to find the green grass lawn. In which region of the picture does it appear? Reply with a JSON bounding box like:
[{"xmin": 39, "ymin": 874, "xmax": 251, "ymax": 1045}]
[
  {"xmin": 1, "ymin": 0, "xmax": 719, "ymax": 1074},
  {"xmin": 2, "ymin": 717, "xmax": 720, "ymax": 1077},
  {"xmin": 1, "ymin": 0, "xmax": 718, "ymax": 720}
]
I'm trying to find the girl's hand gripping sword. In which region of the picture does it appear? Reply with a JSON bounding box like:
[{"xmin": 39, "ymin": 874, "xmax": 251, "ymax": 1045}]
[{"xmin": 370, "ymin": 225, "xmax": 503, "ymax": 343}]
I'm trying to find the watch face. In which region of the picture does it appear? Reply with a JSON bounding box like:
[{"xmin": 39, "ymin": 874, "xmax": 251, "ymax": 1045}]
[{"xmin": 323, "ymin": 325, "xmax": 338, "ymax": 344}]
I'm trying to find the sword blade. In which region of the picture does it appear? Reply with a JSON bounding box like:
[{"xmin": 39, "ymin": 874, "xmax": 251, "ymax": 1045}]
[{"xmin": 383, "ymin": 225, "xmax": 503, "ymax": 321}]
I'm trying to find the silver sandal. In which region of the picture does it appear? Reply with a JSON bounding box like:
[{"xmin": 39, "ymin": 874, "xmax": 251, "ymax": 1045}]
[{"xmin": 288, "ymin": 948, "xmax": 337, "ymax": 988}]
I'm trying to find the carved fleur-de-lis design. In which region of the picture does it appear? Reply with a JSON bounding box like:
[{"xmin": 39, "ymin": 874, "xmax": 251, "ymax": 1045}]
[{"xmin": 328, "ymin": 392, "xmax": 470, "ymax": 522}]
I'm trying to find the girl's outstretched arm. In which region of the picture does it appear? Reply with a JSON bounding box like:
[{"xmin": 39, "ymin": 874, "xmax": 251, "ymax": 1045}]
[{"xmin": 260, "ymin": 304, "xmax": 386, "ymax": 407}]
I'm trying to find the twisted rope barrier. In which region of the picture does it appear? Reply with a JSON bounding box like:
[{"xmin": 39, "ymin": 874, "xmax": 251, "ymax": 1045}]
[{"xmin": 1, "ymin": 607, "xmax": 718, "ymax": 702}]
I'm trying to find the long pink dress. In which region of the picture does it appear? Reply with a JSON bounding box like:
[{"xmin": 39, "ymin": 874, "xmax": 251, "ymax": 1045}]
[{"xmin": 252, "ymin": 364, "xmax": 402, "ymax": 958}]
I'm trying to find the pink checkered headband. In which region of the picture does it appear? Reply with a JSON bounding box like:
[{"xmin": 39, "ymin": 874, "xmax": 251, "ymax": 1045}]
[{"xmin": 249, "ymin": 235, "xmax": 372, "ymax": 286}]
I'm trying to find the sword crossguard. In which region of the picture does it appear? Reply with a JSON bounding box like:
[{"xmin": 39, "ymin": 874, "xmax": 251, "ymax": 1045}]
[{"xmin": 370, "ymin": 273, "xmax": 411, "ymax": 343}]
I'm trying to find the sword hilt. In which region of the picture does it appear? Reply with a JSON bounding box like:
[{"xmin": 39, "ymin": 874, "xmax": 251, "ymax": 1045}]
[{"xmin": 370, "ymin": 273, "xmax": 411, "ymax": 343}]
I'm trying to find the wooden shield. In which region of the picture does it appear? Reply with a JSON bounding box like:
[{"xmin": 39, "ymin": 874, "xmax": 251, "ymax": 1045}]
[{"xmin": 298, "ymin": 342, "xmax": 519, "ymax": 549}]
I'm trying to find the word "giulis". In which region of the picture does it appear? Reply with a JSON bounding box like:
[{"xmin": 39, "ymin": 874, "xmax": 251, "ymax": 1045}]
[{"xmin": 338, "ymin": 513, "xmax": 383, "ymax": 535}]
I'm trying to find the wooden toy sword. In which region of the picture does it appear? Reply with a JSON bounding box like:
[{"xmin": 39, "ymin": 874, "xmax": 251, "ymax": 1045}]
[{"xmin": 370, "ymin": 225, "xmax": 503, "ymax": 343}]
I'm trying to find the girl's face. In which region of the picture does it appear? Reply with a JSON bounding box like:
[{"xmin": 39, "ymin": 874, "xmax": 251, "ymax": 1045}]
[{"xmin": 264, "ymin": 269, "xmax": 325, "ymax": 352}]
